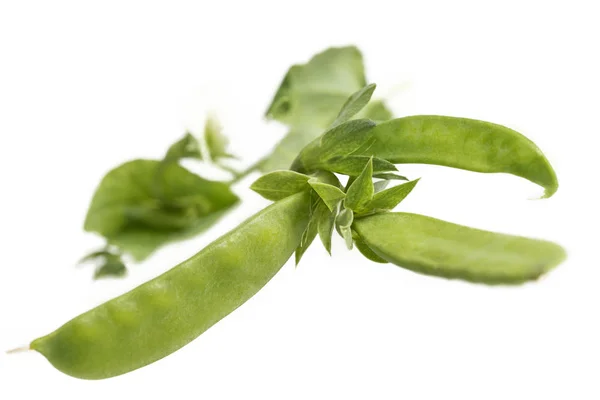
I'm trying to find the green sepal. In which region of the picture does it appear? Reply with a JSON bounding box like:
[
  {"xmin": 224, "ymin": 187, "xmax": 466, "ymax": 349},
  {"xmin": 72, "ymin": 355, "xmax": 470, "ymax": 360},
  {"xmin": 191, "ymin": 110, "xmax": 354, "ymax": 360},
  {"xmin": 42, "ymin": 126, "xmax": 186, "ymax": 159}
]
[
  {"xmin": 250, "ymin": 171, "xmax": 311, "ymax": 201},
  {"xmin": 319, "ymin": 119, "xmax": 376, "ymax": 159},
  {"xmin": 345, "ymin": 157, "xmax": 374, "ymax": 211},
  {"xmin": 317, "ymin": 202, "xmax": 336, "ymax": 255},
  {"xmin": 308, "ymin": 179, "xmax": 345, "ymax": 212},
  {"xmin": 357, "ymin": 179, "xmax": 420, "ymax": 216},
  {"xmin": 331, "ymin": 84, "xmax": 377, "ymax": 128},
  {"xmin": 295, "ymin": 196, "xmax": 324, "ymax": 265}
]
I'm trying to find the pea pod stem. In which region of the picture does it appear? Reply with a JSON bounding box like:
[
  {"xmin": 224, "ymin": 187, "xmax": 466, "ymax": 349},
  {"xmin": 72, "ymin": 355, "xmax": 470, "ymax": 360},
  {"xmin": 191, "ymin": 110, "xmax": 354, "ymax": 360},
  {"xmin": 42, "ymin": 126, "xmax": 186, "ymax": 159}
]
[{"xmin": 6, "ymin": 346, "xmax": 31, "ymax": 354}]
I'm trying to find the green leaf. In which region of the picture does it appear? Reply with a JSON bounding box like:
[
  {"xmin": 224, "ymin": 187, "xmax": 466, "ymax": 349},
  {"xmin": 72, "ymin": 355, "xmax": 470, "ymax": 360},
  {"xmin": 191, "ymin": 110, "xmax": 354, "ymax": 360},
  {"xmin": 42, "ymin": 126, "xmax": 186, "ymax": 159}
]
[
  {"xmin": 261, "ymin": 46, "xmax": 390, "ymax": 172},
  {"xmin": 84, "ymin": 159, "xmax": 239, "ymax": 261},
  {"xmin": 317, "ymin": 202, "xmax": 336, "ymax": 255},
  {"xmin": 310, "ymin": 170, "xmax": 342, "ymax": 187},
  {"xmin": 344, "ymin": 158, "xmax": 374, "ymax": 211},
  {"xmin": 295, "ymin": 202, "xmax": 323, "ymax": 265},
  {"xmin": 331, "ymin": 84, "xmax": 376, "ymax": 128},
  {"xmin": 358, "ymin": 179, "xmax": 420, "ymax": 215},
  {"xmin": 352, "ymin": 231, "xmax": 388, "ymax": 263},
  {"xmin": 319, "ymin": 119, "xmax": 377, "ymax": 159},
  {"xmin": 265, "ymin": 46, "xmax": 367, "ymax": 127},
  {"xmin": 372, "ymin": 173, "xmax": 408, "ymax": 181},
  {"xmin": 78, "ymin": 249, "xmax": 117, "ymax": 265},
  {"xmin": 204, "ymin": 115, "xmax": 236, "ymax": 160},
  {"xmin": 250, "ymin": 170, "xmax": 311, "ymax": 201},
  {"xmin": 336, "ymin": 208, "xmax": 354, "ymax": 250},
  {"xmin": 94, "ymin": 258, "xmax": 127, "ymax": 280},
  {"xmin": 353, "ymin": 212, "xmax": 567, "ymax": 285},
  {"xmin": 360, "ymin": 116, "xmax": 559, "ymax": 198},
  {"xmin": 308, "ymin": 179, "xmax": 345, "ymax": 212},
  {"xmin": 325, "ymin": 156, "xmax": 397, "ymax": 176},
  {"xmin": 164, "ymin": 132, "xmax": 202, "ymax": 163}
]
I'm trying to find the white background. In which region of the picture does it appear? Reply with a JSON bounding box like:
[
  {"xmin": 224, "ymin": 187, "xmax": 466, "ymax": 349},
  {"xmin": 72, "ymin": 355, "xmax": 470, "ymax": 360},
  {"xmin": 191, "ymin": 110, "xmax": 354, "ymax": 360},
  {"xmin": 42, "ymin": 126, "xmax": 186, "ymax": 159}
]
[{"xmin": 1, "ymin": 1, "xmax": 599, "ymax": 399}]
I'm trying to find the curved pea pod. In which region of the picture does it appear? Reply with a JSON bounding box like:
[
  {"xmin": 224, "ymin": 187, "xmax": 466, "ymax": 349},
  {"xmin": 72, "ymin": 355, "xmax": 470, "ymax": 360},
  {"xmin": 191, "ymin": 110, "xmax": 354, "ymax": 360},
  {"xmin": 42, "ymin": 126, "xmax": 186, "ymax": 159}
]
[
  {"xmin": 353, "ymin": 212, "xmax": 566, "ymax": 285},
  {"xmin": 291, "ymin": 116, "xmax": 559, "ymax": 198},
  {"xmin": 30, "ymin": 192, "xmax": 311, "ymax": 380},
  {"xmin": 362, "ymin": 116, "xmax": 559, "ymax": 198}
]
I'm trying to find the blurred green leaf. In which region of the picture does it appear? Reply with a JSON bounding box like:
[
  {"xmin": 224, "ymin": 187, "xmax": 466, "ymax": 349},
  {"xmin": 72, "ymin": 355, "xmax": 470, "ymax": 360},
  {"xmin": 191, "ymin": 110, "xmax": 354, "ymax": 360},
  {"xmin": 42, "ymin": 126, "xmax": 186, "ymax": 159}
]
[
  {"xmin": 164, "ymin": 132, "xmax": 203, "ymax": 163},
  {"xmin": 205, "ymin": 115, "xmax": 236, "ymax": 160},
  {"xmin": 262, "ymin": 46, "xmax": 392, "ymax": 172},
  {"xmin": 84, "ymin": 159, "xmax": 239, "ymax": 261}
]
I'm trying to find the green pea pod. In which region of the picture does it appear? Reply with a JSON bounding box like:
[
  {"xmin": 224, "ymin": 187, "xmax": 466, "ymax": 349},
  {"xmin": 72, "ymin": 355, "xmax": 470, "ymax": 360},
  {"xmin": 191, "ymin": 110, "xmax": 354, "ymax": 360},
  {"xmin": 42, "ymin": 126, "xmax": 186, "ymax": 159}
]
[
  {"xmin": 362, "ymin": 116, "xmax": 559, "ymax": 198},
  {"xmin": 292, "ymin": 115, "xmax": 558, "ymax": 198},
  {"xmin": 353, "ymin": 212, "xmax": 566, "ymax": 285},
  {"xmin": 30, "ymin": 192, "xmax": 311, "ymax": 380}
]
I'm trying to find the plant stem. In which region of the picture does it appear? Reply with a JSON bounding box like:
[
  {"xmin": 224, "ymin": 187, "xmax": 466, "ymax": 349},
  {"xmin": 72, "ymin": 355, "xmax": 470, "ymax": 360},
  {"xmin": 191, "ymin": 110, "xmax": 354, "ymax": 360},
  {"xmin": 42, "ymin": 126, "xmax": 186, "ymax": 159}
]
[{"xmin": 228, "ymin": 157, "xmax": 267, "ymax": 185}]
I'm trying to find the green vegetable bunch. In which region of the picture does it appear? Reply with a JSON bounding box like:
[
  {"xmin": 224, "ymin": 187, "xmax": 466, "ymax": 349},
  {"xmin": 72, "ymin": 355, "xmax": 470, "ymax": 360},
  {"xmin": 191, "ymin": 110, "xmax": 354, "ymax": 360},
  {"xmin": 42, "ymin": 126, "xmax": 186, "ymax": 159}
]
[
  {"xmin": 11, "ymin": 46, "xmax": 565, "ymax": 380},
  {"xmin": 80, "ymin": 46, "xmax": 387, "ymax": 277}
]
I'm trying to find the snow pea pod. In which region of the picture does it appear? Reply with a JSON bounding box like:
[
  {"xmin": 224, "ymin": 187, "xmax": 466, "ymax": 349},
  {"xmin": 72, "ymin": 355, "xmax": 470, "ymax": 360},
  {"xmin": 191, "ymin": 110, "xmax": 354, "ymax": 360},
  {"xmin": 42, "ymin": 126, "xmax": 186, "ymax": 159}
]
[
  {"xmin": 291, "ymin": 116, "xmax": 558, "ymax": 197},
  {"xmin": 353, "ymin": 212, "xmax": 566, "ymax": 285},
  {"xmin": 361, "ymin": 116, "xmax": 559, "ymax": 198},
  {"xmin": 30, "ymin": 191, "xmax": 311, "ymax": 380}
]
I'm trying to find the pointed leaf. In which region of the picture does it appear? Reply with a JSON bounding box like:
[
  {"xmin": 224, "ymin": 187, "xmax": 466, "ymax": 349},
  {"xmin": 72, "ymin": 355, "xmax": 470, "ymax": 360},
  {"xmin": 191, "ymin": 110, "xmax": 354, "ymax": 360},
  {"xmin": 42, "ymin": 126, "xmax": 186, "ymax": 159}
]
[
  {"xmin": 319, "ymin": 119, "xmax": 376, "ymax": 157},
  {"xmin": 250, "ymin": 171, "xmax": 311, "ymax": 201},
  {"xmin": 358, "ymin": 179, "xmax": 420, "ymax": 215},
  {"xmin": 295, "ymin": 200, "xmax": 324, "ymax": 265},
  {"xmin": 331, "ymin": 84, "xmax": 376, "ymax": 128},
  {"xmin": 308, "ymin": 179, "xmax": 345, "ymax": 211},
  {"xmin": 295, "ymin": 215, "xmax": 318, "ymax": 266},
  {"xmin": 345, "ymin": 158, "xmax": 374, "ymax": 211},
  {"xmin": 353, "ymin": 212, "xmax": 567, "ymax": 285},
  {"xmin": 310, "ymin": 170, "xmax": 342, "ymax": 187},
  {"xmin": 317, "ymin": 203, "xmax": 336, "ymax": 255}
]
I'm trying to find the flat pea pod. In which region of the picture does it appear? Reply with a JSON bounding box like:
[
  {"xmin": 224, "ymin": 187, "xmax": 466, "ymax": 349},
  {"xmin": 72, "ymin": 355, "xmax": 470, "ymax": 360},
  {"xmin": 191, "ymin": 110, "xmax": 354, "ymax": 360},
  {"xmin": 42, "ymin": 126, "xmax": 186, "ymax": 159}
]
[
  {"xmin": 361, "ymin": 116, "xmax": 559, "ymax": 198},
  {"xmin": 353, "ymin": 212, "xmax": 566, "ymax": 285},
  {"xmin": 292, "ymin": 116, "xmax": 558, "ymax": 198},
  {"xmin": 30, "ymin": 191, "xmax": 311, "ymax": 380}
]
